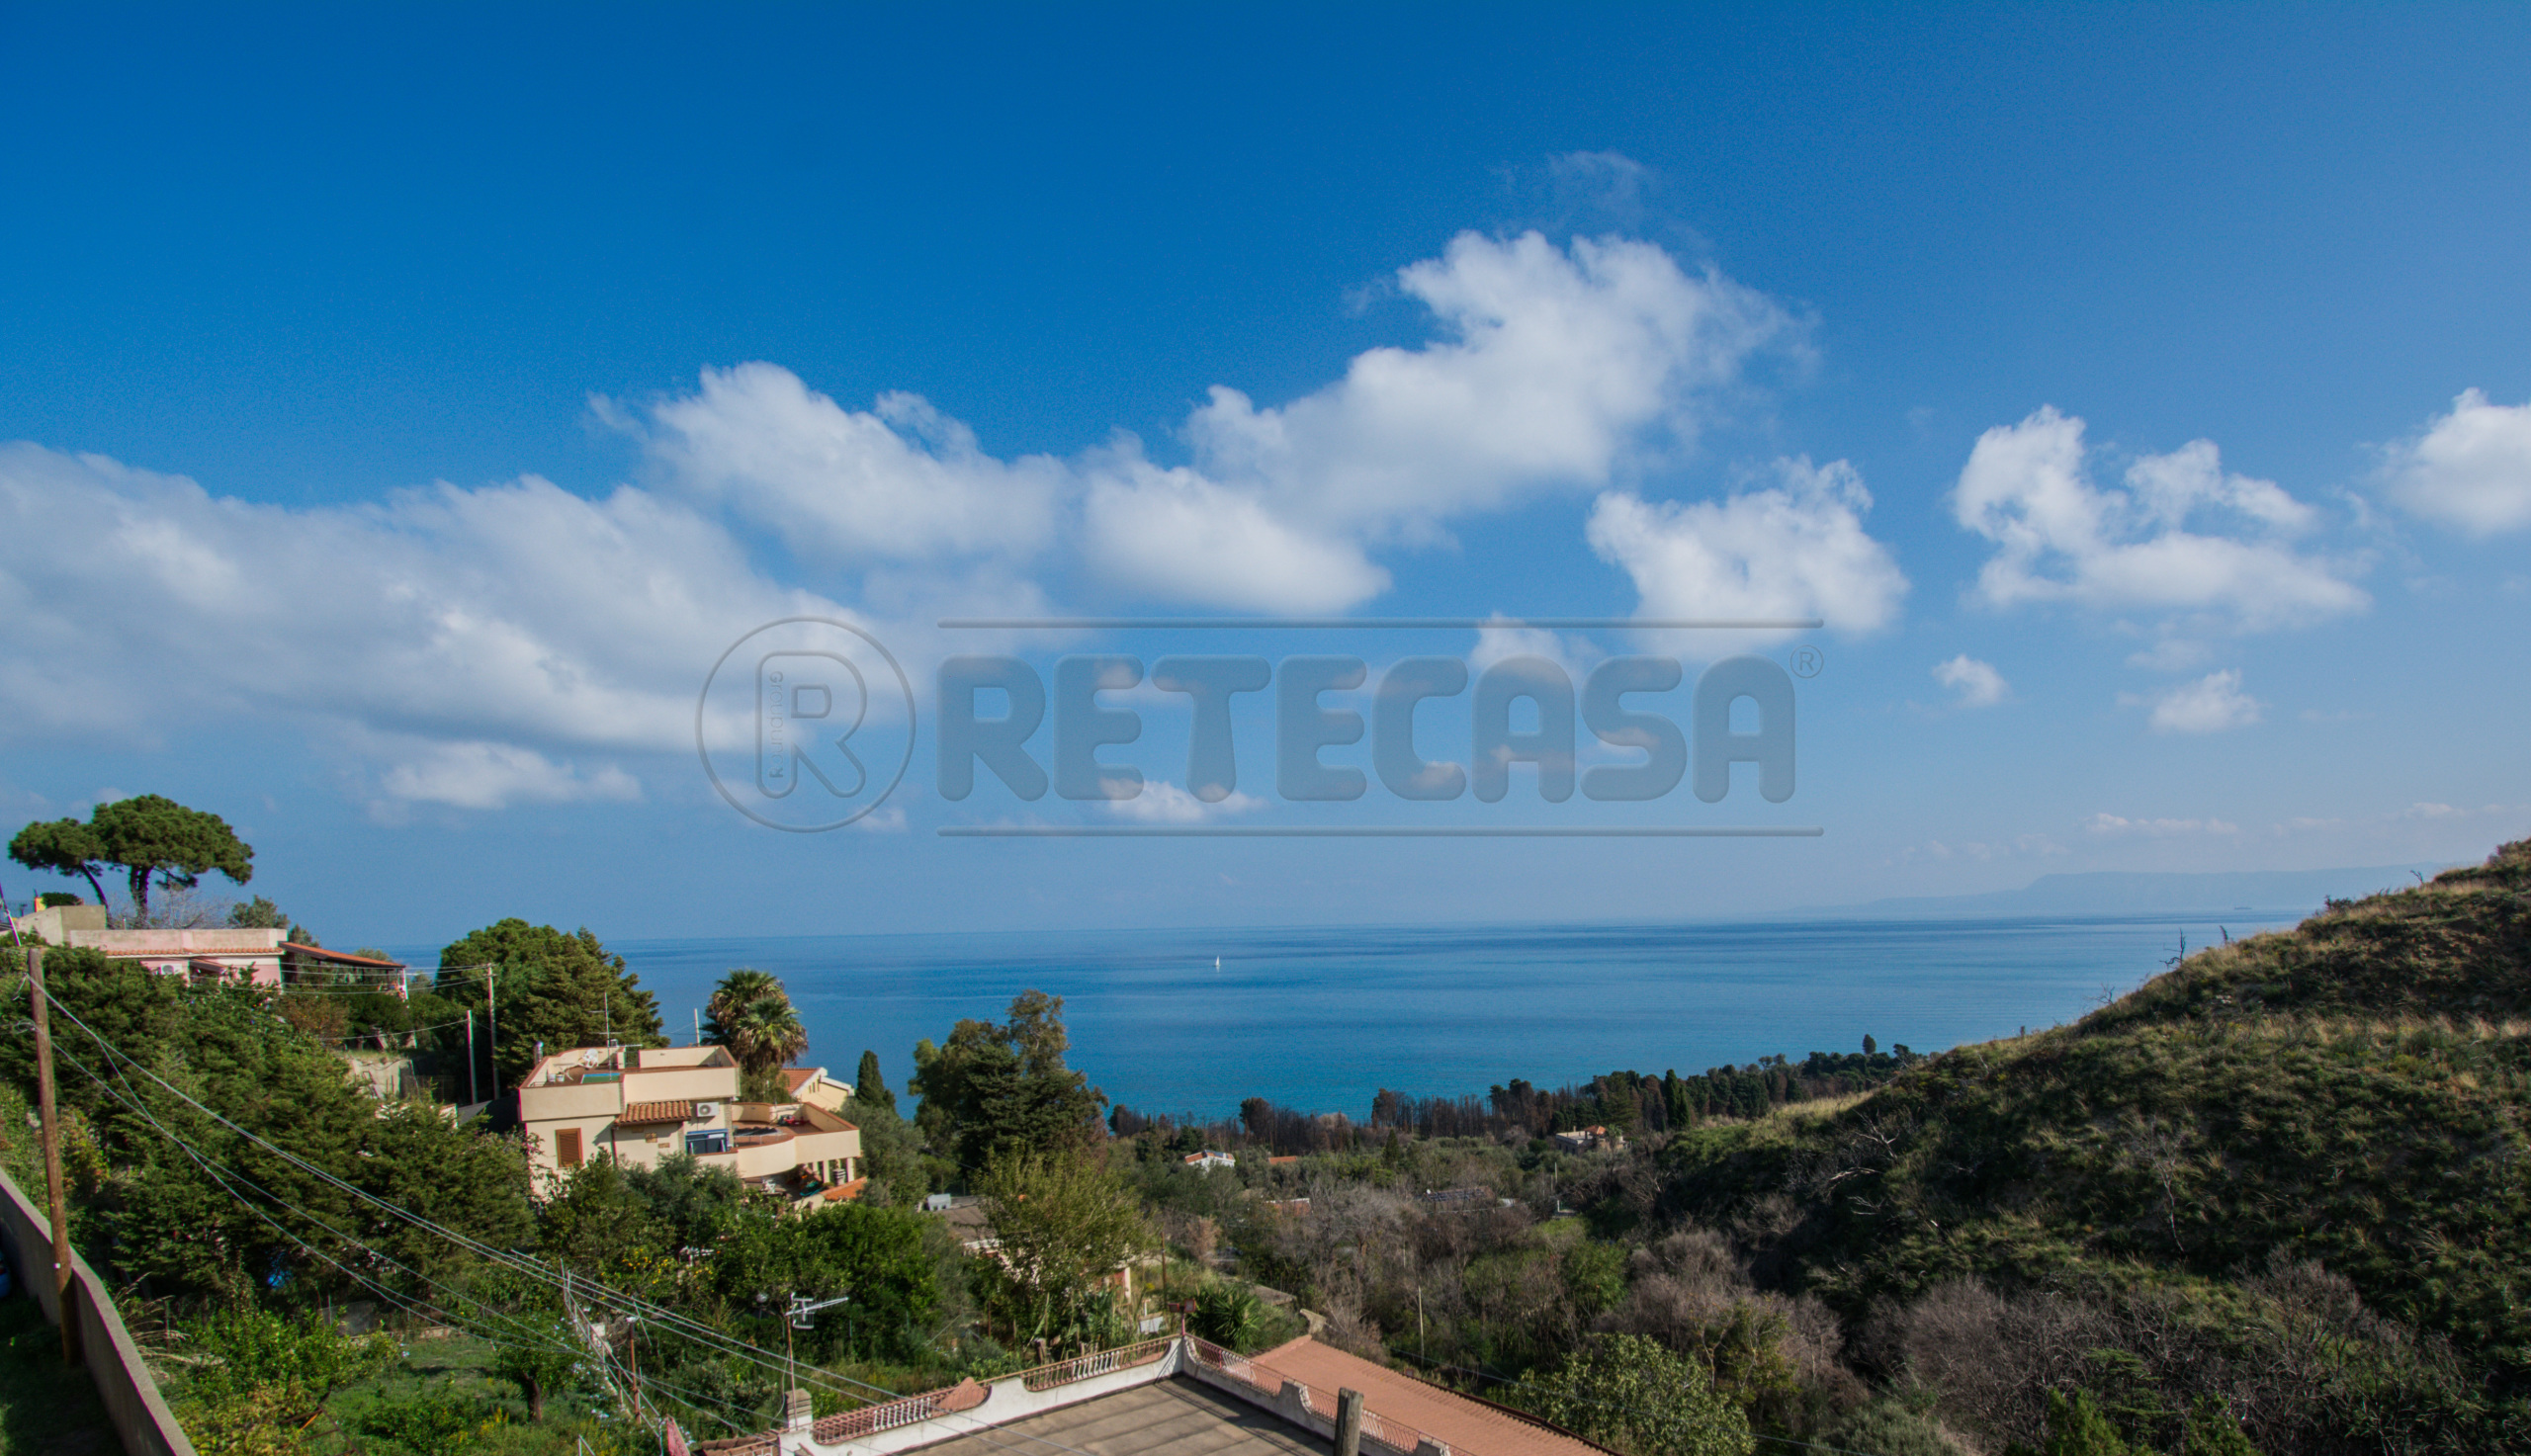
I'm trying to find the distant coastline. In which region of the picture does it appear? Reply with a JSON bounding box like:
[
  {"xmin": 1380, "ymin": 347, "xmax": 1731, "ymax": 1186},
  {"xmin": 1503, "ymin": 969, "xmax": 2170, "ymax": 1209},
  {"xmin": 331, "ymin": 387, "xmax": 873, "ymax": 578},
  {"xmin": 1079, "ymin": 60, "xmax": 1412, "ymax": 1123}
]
[
  {"xmin": 1790, "ymin": 861, "xmax": 2457, "ymax": 920},
  {"xmin": 381, "ymin": 910, "xmax": 2310, "ymax": 1124}
]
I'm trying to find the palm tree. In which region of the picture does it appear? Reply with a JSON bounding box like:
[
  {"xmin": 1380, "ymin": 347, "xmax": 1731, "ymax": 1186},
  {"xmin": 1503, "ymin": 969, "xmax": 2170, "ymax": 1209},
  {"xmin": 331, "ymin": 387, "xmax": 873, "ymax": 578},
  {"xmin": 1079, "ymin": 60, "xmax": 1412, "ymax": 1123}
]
[
  {"xmin": 727, "ymin": 992, "xmax": 809, "ymax": 1074},
  {"xmin": 702, "ymin": 968, "xmax": 782, "ymax": 1053},
  {"xmin": 701, "ymin": 968, "xmax": 808, "ymax": 1081}
]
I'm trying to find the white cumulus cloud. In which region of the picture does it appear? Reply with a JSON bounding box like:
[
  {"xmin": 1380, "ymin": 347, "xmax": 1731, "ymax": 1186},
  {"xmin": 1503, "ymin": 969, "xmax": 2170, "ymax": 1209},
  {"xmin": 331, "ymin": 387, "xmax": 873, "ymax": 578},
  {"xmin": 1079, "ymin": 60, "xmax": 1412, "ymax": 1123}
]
[
  {"xmin": 2123, "ymin": 669, "xmax": 2263, "ymax": 734},
  {"xmin": 629, "ymin": 363, "xmax": 1063, "ymax": 562},
  {"xmin": 1586, "ymin": 456, "xmax": 1909, "ymax": 650},
  {"xmin": 619, "ymin": 227, "xmax": 1802, "ymax": 616},
  {"xmin": 1954, "ymin": 407, "xmax": 2366, "ymax": 631},
  {"xmin": 2385, "ymin": 388, "xmax": 2531, "ymax": 535},
  {"xmin": 1077, "ymin": 455, "xmax": 1388, "ymax": 612},
  {"xmin": 0, "ymin": 218, "xmax": 1832, "ymax": 813},
  {"xmin": 1932, "ymin": 654, "xmax": 2009, "ymax": 708},
  {"xmin": 1082, "ymin": 229, "xmax": 1797, "ymax": 610},
  {"xmin": 0, "ymin": 442, "xmax": 843, "ymax": 804}
]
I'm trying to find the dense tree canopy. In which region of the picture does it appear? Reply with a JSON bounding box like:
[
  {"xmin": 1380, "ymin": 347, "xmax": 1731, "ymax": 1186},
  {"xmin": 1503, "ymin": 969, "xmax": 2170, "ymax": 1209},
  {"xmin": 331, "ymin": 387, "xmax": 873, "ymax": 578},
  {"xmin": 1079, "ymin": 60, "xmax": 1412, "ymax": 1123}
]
[
  {"xmin": 9, "ymin": 794, "xmax": 254, "ymax": 924},
  {"xmin": 0, "ymin": 946, "xmax": 533, "ymax": 1305},
  {"xmin": 8, "ymin": 815, "xmax": 110, "ymax": 905},
  {"xmin": 707, "ymin": 1199, "xmax": 943, "ymax": 1362},
  {"xmin": 911, "ymin": 989, "xmax": 1106, "ymax": 1171},
  {"xmin": 972, "ymin": 1151, "xmax": 1151, "ymax": 1348},
  {"xmin": 436, "ymin": 920, "xmax": 663, "ymax": 1086}
]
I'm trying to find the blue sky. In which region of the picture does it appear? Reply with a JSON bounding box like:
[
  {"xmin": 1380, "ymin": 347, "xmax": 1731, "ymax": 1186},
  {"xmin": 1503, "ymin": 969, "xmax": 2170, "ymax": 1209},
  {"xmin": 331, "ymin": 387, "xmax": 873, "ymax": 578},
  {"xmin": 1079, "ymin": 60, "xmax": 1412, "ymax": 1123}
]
[{"xmin": 4, "ymin": 4, "xmax": 2528, "ymax": 947}]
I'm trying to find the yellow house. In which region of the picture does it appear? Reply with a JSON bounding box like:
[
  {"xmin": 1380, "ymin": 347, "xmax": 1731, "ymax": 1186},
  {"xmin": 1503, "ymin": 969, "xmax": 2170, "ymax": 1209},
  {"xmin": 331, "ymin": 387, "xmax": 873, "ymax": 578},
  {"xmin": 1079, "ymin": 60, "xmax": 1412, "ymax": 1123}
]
[
  {"xmin": 782, "ymin": 1065, "xmax": 855, "ymax": 1115},
  {"xmin": 516, "ymin": 1044, "xmax": 862, "ymax": 1202}
]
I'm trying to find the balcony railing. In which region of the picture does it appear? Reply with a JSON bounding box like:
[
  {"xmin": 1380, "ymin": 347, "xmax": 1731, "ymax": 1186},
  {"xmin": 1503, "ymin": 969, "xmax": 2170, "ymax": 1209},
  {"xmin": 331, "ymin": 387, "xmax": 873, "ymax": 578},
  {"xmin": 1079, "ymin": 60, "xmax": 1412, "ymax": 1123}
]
[
  {"xmin": 1019, "ymin": 1335, "xmax": 1173, "ymax": 1391},
  {"xmin": 807, "ymin": 1336, "xmax": 1172, "ymax": 1443}
]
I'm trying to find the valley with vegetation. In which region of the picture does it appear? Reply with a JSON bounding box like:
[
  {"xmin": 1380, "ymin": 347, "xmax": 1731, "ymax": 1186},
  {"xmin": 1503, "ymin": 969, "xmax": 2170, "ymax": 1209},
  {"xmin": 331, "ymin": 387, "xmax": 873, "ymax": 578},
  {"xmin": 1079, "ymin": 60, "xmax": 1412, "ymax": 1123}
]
[{"xmin": 1, "ymin": 831, "xmax": 2525, "ymax": 1455}]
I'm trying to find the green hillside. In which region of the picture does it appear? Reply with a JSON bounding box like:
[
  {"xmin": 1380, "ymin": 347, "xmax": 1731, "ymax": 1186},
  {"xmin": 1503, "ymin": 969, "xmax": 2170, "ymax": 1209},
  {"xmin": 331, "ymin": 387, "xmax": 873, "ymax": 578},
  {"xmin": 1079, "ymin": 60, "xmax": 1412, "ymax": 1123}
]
[{"xmin": 1655, "ymin": 840, "xmax": 2531, "ymax": 1452}]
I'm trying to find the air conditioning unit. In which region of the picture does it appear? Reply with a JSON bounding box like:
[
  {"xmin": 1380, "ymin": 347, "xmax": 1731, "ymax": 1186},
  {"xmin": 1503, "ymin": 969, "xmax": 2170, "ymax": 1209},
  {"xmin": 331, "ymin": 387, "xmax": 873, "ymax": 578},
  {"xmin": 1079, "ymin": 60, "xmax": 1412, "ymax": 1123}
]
[{"xmin": 691, "ymin": 1102, "xmax": 718, "ymax": 1120}]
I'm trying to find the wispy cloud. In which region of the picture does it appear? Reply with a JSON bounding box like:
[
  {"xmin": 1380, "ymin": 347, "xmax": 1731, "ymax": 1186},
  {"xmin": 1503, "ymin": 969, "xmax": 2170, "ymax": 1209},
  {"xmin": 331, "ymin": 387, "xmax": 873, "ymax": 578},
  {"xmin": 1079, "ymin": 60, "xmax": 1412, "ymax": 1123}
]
[
  {"xmin": 1932, "ymin": 654, "xmax": 2008, "ymax": 708},
  {"xmin": 1099, "ymin": 780, "xmax": 1267, "ymax": 823},
  {"xmin": 2123, "ymin": 669, "xmax": 2263, "ymax": 734},
  {"xmin": 2085, "ymin": 813, "xmax": 2241, "ymax": 837},
  {"xmin": 377, "ymin": 741, "xmax": 643, "ymax": 811}
]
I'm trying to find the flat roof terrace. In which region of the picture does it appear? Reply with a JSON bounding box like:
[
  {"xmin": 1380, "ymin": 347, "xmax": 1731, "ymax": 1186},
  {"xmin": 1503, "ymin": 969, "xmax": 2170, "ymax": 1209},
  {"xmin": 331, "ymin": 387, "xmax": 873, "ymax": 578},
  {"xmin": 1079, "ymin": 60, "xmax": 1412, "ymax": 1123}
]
[{"xmin": 904, "ymin": 1378, "xmax": 1325, "ymax": 1456}]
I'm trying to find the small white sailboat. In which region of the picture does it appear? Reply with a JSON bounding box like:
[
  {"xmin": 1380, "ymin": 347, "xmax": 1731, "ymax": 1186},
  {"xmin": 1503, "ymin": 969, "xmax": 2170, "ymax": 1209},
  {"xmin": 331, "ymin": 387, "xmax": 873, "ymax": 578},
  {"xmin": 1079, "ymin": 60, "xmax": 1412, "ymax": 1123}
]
[{"xmin": 1213, "ymin": 956, "xmax": 1222, "ymax": 972}]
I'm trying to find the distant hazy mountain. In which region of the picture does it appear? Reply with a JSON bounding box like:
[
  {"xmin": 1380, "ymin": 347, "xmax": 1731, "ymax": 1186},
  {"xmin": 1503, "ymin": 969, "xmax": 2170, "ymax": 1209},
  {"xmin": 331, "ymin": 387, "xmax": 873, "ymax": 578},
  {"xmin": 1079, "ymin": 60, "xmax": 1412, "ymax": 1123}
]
[{"xmin": 1810, "ymin": 862, "xmax": 2459, "ymax": 919}]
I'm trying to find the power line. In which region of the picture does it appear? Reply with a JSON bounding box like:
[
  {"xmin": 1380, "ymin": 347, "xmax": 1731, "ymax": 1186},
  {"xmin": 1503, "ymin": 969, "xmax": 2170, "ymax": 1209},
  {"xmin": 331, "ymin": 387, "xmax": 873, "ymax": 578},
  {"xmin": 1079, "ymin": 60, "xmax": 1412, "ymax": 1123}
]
[
  {"xmin": 38, "ymin": 994, "xmax": 901, "ymax": 1410},
  {"xmin": 36, "ymin": 1001, "xmax": 1139, "ymax": 1456},
  {"xmin": 309, "ymin": 1016, "xmax": 475, "ymax": 1044},
  {"xmin": 23, "ymin": 984, "xmax": 1033, "ymax": 1451},
  {"xmin": 50, "ymin": 1037, "xmax": 770, "ymax": 1441}
]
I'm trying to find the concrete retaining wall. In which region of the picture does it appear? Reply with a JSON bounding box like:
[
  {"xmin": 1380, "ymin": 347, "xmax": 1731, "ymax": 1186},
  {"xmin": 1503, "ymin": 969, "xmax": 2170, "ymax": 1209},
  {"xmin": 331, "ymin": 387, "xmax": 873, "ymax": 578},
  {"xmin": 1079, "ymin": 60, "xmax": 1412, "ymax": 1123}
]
[{"xmin": 0, "ymin": 1165, "xmax": 198, "ymax": 1456}]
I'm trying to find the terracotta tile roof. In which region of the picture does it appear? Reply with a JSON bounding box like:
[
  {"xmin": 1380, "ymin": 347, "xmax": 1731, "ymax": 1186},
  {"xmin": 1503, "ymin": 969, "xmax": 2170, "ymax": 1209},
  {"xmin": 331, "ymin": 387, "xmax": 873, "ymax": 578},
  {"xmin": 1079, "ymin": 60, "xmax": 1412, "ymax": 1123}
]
[
  {"xmin": 619, "ymin": 1100, "xmax": 694, "ymax": 1125},
  {"xmin": 782, "ymin": 1068, "xmax": 822, "ymax": 1092},
  {"xmin": 281, "ymin": 943, "xmax": 408, "ymax": 970},
  {"xmin": 1248, "ymin": 1337, "xmax": 1610, "ymax": 1456},
  {"xmin": 822, "ymin": 1177, "xmax": 870, "ymax": 1203},
  {"xmin": 935, "ymin": 1377, "xmax": 988, "ymax": 1413}
]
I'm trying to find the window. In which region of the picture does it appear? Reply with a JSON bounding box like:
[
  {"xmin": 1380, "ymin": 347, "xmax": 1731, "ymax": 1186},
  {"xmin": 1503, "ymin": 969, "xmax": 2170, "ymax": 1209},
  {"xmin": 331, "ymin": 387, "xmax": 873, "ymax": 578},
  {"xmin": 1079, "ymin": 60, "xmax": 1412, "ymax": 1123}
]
[
  {"xmin": 685, "ymin": 1130, "xmax": 730, "ymax": 1156},
  {"xmin": 557, "ymin": 1128, "xmax": 583, "ymax": 1168}
]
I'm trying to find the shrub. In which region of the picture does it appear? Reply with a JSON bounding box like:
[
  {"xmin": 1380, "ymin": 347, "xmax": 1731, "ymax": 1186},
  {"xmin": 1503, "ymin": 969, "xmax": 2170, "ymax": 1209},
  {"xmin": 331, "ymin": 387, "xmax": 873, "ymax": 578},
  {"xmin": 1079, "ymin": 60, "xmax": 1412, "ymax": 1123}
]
[
  {"xmin": 1192, "ymin": 1281, "xmax": 1265, "ymax": 1351},
  {"xmin": 351, "ymin": 1388, "xmax": 506, "ymax": 1452},
  {"xmin": 1512, "ymin": 1331, "xmax": 1753, "ymax": 1456}
]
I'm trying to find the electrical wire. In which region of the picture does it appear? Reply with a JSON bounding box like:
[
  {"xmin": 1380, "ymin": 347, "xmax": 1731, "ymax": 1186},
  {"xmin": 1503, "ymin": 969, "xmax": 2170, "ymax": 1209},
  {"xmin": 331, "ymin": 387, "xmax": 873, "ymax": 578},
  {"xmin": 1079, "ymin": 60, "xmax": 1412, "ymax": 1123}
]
[
  {"xmin": 37, "ymin": 998, "xmax": 1133, "ymax": 1456},
  {"xmin": 48, "ymin": 1037, "xmax": 769, "ymax": 1440},
  {"xmin": 309, "ymin": 1016, "xmax": 475, "ymax": 1045},
  {"xmin": 24, "ymin": 981, "xmax": 1448, "ymax": 1456},
  {"xmin": 37, "ymin": 996, "xmax": 861, "ymax": 1408}
]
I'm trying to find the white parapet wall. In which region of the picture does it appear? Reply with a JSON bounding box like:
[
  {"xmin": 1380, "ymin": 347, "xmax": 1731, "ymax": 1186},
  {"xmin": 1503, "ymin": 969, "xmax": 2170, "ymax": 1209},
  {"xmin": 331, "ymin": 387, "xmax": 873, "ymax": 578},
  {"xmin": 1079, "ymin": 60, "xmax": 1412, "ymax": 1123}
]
[{"xmin": 749, "ymin": 1335, "xmax": 1451, "ymax": 1456}]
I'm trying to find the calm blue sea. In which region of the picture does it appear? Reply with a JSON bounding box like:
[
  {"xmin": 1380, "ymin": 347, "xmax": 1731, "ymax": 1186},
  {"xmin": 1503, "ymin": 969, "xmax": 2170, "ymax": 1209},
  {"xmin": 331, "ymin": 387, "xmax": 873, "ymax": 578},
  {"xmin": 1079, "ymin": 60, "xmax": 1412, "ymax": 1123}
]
[{"xmin": 393, "ymin": 911, "xmax": 2298, "ymax": 1122}]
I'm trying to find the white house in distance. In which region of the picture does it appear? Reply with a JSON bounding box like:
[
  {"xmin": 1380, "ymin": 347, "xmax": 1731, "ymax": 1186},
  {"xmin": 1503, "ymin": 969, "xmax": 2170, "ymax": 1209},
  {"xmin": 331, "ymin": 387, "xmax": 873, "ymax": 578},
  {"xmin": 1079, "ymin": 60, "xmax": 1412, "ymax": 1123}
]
[
  {"xmin": 1550, "ymin": 1125, "xmax": 1624, "ymax": 1154},
  {"xmin": 9, "ymin": 903, "xmax": 411, "ymax": 994},
  {"xmin": 15, "ymin": 902, "xmax": 286, "ymax": 985},
  {"xmin": 516, "ymin": 1044, "xmax": 863, "ymax": 1204}
]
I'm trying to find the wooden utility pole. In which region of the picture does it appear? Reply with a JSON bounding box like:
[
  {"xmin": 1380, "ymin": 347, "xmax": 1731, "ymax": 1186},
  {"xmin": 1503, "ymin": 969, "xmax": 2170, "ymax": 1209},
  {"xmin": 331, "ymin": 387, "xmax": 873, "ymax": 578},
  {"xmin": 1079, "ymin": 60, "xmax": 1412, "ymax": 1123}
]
[
  {"xmin": 484, "ymin": 966, "xmax": 498, "ymax": 1089},
  {"xmin": 27, "ymin": 947, "xmax": 80, "ymax": 1366},
  {"xmin": 465, "ymin": 1010, "xmax": 478, "ymax": 1106},
  {"xmin": 1334, "ymin": 1387, "xmax": 1363, "ymax": 1456}
]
